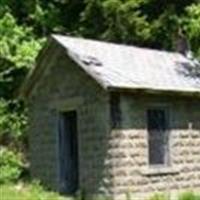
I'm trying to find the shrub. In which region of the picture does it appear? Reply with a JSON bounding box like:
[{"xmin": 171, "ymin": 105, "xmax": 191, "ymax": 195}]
[
  {"xmin": 0, "ymin": 182, "xmax": 67, "ymax": 200},
  {"xmin": 0, "ymin": 147, "xmax": 24, "ymax": 183},
  {"xmin": 0, "ymin": 100, "xmax": 27, "ymax": 144}
]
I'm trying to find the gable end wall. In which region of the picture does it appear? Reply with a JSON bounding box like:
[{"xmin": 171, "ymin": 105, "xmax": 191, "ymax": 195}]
[{"xmin": 27, "ymin": 46, "xmax": 114, "ymax": 195}]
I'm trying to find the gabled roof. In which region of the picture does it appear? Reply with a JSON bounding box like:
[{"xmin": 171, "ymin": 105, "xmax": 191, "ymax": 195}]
[{"xmin": 21, "ymin": 34, "xmax": 200, "ymax": 98}]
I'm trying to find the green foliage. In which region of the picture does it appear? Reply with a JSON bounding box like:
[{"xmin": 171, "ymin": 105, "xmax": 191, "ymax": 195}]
[
  {"xmin": 0, "ymin": 100, "xmax": 27, "ymax": 144},
  {"xmin": 80, "ymin": 0, "xmax": 151, "ymax": 44},
  {"xmin": 0, "ymin": 147, "xmax": 24, "ymax": 183},
  {"xmin": 79, "ymin": 0, "xmax": 199, "ymax": 50},
  {"xmin": 0, "ymin": 11, "xmax": 43, "ymax": 149},
  {"xmin": 184, "ymin": 3, "xmax": 200, "ymax": 58},
  {"xmin": 148, "ymin": 192, "xmax": 200, "ymax": 200},
  {"xmin": 0, "ymin": 182, "xmax": 67, "ymax": 200},
  {"xmin": 179, "ymin": 191, "xmax": 200, "ymax": 200},
  {"xmin": 149, "ymin": 193, "xmax": 169, "ymax": 200},
  {"xmin": 1, "ymin": 0, "xmax": 199, "ymax": 54},
  {"xmin": 1, "ymin": 185, "xmax": 200, "ymax": 200},
  {"xmin": 30, "ymin": 2, "xmax": 61, "ymax": 35},
  {"xmin": 0, "ymin": 13, "xmax": 42, "ymax": 69},
  {"xmin": 0, "ymin": 12, "xmax": 43, "ymax": 98},
  {"xmin": 102, "ymin": 0, "xmax": 151, "ymax": 44}
]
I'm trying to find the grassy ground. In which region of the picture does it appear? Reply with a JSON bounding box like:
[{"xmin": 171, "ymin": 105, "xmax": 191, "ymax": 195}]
[
  {"xmin": 1, "ymin": 183, "xmax": 200, "ymax": 200},
  {"xmin": 0, "ymin": 182, "xmax": 71, "ymax": 200}
]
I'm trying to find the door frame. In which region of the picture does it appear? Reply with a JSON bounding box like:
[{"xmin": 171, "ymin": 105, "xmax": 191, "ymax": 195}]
[{"xmin": 54, "ymin": 97, "xmax": 82, "ymax": 194}]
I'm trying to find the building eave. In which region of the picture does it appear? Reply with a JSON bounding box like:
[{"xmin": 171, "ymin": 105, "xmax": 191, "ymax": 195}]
[{"xmin": 108, "ymin": 85, "xmax": 200, "ymax": 98}]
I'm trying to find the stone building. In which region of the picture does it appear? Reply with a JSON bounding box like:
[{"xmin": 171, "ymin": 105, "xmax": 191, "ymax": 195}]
[{"xmin": 21, "ymin": 35, "xmax": 200, "ymax": 199}]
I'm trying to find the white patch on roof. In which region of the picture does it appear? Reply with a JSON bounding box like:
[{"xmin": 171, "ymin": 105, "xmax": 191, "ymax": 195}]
[{"xmin": 52, "ymin": 34, "xmax": 200, "ymax": 93}]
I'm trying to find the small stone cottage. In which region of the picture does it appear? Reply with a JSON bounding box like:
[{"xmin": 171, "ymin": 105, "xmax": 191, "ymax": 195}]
[{"xmin": 21, "ymin": 35, "xmax": 200, "ymax": 199}]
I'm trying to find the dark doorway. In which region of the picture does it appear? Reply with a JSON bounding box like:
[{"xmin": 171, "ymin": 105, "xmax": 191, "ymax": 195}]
[{"xmin": 58, "ymin": 111, "xmax": 79, "ymax": 195}]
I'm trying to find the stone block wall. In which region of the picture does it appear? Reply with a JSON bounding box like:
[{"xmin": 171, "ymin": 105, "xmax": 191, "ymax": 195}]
[
  {"xmin": 28, "ymin": 46, "xmax": 113, "ymax": 195},
  {"xmin": 107, "ymin": 94, "xmax": 200, "ymax": 199}
]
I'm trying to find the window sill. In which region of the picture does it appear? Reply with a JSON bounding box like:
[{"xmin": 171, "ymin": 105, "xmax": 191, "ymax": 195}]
[{"xmin": 141, "ymin": 166, "xmax": 180, "ymax": 176}]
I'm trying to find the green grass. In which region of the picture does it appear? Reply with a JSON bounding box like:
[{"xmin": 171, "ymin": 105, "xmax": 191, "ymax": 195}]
[
  {"xmin": 178, "ymin": 191, "xmax": 200, "ymax": 200},
  {"xmin": 1, "ymin": 183, "xmax": 200, "ymax": 200},
  {"xmin": 149, "ymin": 192, "xmax": 200, "ymax": 200},
  {"xmin": 0, "ymin": 182, "xmax": 70, "ymax": 200}
]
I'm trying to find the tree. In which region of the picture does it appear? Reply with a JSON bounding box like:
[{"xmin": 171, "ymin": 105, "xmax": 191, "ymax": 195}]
[
  {"xmin": 184, "ymin": 3, "xmax": 200, "ymax": 58},
  {"xmin": 0, "ymin": 12, "xmax": 43, "ymax": 98},
  {"xmin": 0, "ymin": 13, "xmax": 43, "ymax": 145}
]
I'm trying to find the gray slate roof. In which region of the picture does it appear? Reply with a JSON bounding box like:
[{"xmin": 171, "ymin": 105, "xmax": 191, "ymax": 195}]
[{"xmin": 53, "ymin": 35, "xmax": 200, "ymax": 94}]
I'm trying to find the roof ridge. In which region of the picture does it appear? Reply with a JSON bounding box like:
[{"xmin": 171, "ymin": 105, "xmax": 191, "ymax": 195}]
[{"xmin": 52, "ymin": 34, "xmax": 183, "ymax": 57}]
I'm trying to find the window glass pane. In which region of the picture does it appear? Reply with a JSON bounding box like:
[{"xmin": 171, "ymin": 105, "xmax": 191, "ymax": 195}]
[
  {"xmin": 147, "ymin": 108, "xmax": 169, "ymax": 165},
  {"xmin": 147, "ymin": 109, "xmax": 166, "ymax": 130},
  {"xmin": 110, "ymin": 93, "xmax": 121, "ymax": 128}
]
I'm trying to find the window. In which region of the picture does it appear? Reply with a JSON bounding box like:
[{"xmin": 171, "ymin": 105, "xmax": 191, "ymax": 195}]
[
  {"xmin": 110, "ymin": 92, "xmax": 121, "ymax": 128},
  {"xmin": 147, "ymin": 108, "xmax": 170, "ymax": 166}
]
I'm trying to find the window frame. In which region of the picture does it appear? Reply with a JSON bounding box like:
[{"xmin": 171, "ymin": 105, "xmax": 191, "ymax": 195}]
[
  {"xmin": 146, "ymin": 105, "xmax": 171, "ymax": 167},
  {"xmin": 110, "ymin": 92, "xmax": 121, "ymax": 129}
]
